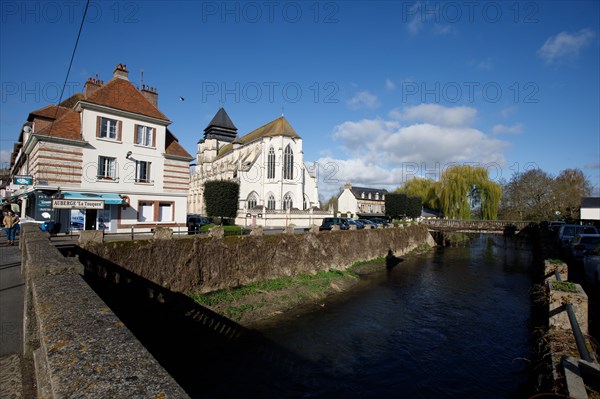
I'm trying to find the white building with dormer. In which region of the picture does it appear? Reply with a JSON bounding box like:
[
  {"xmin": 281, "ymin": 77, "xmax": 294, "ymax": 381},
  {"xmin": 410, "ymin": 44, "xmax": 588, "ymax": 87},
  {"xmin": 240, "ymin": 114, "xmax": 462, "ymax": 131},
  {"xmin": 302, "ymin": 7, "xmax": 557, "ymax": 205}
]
[
  {"xmin": 188, "ymin": 108, "xmax": 328, "ymax": 227},
  {"xmin": 7, "ymin": 63, "xmax": 193, "ymax": 233},
  {"xmin": 337, "ymin": 183, "xmax": 388, "ymax": 218}
]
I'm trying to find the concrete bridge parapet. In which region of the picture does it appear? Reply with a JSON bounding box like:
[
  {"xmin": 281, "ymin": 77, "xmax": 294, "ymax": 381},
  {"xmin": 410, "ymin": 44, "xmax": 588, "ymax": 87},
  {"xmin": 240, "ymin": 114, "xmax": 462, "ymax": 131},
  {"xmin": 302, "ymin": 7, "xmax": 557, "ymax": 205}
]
[{"xmin": 20, "ymin": 224, "xmax": 189, "ymax": 398}]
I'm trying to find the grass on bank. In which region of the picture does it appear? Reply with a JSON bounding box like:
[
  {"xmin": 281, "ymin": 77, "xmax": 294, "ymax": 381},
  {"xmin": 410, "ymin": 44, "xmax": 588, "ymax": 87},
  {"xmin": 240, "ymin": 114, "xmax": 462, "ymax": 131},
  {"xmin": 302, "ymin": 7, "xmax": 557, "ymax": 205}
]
[
  {"xmin": 551, "ymin": 281, "xmax": 578, "ymax": 293},
  {"xmin": 189, "ymin": 244, "xmax": 432, "ymax": 322},
  {"xmin": 189, "ymin": 269, "xmax": 357, "ymax": 309}
]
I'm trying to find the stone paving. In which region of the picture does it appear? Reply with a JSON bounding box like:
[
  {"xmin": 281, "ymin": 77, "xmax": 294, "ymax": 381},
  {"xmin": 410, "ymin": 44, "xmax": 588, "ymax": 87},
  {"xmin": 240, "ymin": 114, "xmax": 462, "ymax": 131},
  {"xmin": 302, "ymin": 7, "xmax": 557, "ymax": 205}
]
[{"xmin": 0, "ymin": 232, "xmax": 24, "ymax": 398}]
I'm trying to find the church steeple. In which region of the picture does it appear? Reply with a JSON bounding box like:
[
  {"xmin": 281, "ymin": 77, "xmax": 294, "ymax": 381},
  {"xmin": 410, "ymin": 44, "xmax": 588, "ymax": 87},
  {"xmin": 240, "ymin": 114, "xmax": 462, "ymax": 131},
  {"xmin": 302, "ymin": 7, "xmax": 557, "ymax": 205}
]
[{"xmin": 200, "ymin": 107, "xmax": 237, "ymax": 143}]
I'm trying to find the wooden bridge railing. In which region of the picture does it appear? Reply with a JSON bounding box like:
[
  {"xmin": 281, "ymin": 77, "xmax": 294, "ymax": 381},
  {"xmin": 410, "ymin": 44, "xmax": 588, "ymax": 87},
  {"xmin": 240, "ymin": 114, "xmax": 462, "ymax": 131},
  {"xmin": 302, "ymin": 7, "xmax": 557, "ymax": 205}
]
[{"xmin": 421, "ymin": 219, "xmax": 533, "ymax": 231}]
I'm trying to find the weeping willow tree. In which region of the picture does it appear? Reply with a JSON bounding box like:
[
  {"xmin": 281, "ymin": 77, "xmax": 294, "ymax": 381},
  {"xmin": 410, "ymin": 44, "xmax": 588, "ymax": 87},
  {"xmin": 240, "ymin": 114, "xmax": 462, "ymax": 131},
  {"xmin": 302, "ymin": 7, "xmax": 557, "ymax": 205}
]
[
  {"xmin": 396, "ymin": 177, "xmax": 440, "ymax": 211},
  {"xmin": 437, "ymin": 165, "xmax": 501, "ymax": 220}
]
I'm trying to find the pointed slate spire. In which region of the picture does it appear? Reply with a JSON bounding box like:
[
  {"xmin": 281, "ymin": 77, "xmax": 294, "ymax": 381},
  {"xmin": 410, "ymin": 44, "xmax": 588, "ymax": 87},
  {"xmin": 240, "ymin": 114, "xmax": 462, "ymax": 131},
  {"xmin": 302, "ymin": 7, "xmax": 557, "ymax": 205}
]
[{"xmin": 201, "ymin": 107, "xmax": 238, "ymax": 143}]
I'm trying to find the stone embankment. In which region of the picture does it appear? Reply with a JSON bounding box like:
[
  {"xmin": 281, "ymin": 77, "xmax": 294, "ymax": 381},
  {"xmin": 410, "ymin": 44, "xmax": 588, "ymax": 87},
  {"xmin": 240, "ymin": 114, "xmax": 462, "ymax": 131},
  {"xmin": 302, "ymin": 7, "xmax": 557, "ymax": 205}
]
[
  {"xmin": 81, "ymin": 224, "xmax": 436, "ymax": 294},
  {"xmin": 20, "ymin": 224, "xmax": 189, "ymax": 398},
  {"xmin": 542, "ymin": 259, "xmax": 600, "ymax": 398}
]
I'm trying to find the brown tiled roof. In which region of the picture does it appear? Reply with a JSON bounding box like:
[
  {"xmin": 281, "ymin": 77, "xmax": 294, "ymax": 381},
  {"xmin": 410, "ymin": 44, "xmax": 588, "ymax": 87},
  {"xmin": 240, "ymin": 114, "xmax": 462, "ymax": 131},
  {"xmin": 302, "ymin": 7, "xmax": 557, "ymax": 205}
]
[
  {"xmin": 35, "ymin": 108, "xmax": 83, "ymax": 141},
  {"xmin": 217, "ymin": 116, "xmax": 300, "ymax": 158},
  {"xmin": 28, "ymin": 105, "xmax": 72, "ymax": 121},
  {"xmin": 83, "ymin": 78, "xmax": 169, "ymax": 122},
  {"xmin": 165, "ymin": 129, "xmax": 193, "ymax": 159},
  {"xmin": 59, "ymin": 93, "xmax": 85, "ymax": 109}
]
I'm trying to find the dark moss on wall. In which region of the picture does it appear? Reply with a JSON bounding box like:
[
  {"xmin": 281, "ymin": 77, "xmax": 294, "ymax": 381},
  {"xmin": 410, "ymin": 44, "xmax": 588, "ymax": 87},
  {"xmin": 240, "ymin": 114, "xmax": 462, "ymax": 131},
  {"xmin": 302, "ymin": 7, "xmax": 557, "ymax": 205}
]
[{"xmin": 81, "ymin": 225, "xmax": 433, "ymax": 294}]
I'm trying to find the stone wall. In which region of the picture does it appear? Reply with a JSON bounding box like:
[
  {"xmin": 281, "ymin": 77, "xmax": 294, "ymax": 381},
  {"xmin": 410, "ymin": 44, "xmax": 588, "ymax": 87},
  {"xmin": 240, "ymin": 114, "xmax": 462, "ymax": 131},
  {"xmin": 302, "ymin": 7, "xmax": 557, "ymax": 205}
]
[
  {"xmin": 80, "ymin": 224, "xmax": 435, "ymax": 294},
  {"xmin": 20, "ymin": 224, "xmax": 189, "ymax": 398}
]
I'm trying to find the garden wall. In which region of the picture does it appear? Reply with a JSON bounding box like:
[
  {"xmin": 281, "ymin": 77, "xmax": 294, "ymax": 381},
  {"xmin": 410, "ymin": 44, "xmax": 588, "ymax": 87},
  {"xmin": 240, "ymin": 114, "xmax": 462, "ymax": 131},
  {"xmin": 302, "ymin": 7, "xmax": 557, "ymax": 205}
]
[{"xmin": 80, "ymin": 225, "xmax": 435, "ymax": 294}]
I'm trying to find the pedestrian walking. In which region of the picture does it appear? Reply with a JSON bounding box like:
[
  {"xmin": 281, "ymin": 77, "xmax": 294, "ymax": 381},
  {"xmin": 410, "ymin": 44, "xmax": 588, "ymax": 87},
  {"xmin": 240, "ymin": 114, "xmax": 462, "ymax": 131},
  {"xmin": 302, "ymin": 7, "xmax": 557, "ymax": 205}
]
[{"xmin": 3, "ymin": 210, "xmax": 20, "ymax": 246}]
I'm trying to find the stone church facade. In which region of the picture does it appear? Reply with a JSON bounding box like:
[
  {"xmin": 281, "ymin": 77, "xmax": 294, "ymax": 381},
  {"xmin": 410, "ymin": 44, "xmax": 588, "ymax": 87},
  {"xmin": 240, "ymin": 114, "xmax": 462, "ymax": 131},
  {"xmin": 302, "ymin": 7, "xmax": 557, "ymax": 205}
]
[{"xmin": 188, "ymin": 108, "xmax": 329, "ymax": 228}]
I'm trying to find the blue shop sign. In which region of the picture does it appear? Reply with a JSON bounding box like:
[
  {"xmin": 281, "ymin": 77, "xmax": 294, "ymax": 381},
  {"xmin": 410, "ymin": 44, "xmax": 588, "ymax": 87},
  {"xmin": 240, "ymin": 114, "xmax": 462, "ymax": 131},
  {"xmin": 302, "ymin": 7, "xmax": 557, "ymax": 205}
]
[{"xmin": 13, "ymin": 175, "xmax": 33, "ymax": 185}]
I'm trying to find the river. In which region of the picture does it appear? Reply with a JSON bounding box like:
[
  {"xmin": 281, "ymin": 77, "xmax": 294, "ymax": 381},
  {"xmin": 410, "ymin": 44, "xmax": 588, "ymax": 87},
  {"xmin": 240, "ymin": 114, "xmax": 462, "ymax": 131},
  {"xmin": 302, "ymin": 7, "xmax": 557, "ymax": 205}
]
[{"xmin": 193, "ymin": 234, "xmax": 534, "ymax": 398}]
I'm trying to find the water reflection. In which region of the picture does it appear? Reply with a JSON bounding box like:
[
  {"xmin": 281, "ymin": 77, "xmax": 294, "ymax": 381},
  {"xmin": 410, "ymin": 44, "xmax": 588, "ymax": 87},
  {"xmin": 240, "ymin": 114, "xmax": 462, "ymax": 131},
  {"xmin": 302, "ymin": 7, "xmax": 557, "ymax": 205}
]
[{"xmin": 260, "ymin": 235, "xmax": 533, "ymax": 398}]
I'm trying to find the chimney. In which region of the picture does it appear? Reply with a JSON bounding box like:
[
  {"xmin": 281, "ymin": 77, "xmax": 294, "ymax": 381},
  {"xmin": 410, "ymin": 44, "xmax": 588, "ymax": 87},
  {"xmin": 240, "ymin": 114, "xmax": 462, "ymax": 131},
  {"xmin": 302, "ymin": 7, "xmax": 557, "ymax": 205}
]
[
  {"xmin": 140, "ymin": 85, "xmax": 158, "ymax": 107},
  {"xmin": 84, "ymin": 77, "xmax": 103, "ymax": 98},
  {"xmin": 113, "ymin": 63, "xmax": 129, "ymax": 80},
  {"xmin": 344, "ymin": 183, "xmax": 352, "ymax": 190}
]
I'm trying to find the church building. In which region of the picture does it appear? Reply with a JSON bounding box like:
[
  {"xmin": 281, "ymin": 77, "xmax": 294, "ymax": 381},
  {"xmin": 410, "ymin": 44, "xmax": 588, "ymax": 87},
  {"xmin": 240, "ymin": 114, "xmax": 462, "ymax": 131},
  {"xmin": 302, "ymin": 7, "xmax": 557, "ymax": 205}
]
[{"xmin": 189, "ymin": 108, "xmax": 328, "ymax": 228}]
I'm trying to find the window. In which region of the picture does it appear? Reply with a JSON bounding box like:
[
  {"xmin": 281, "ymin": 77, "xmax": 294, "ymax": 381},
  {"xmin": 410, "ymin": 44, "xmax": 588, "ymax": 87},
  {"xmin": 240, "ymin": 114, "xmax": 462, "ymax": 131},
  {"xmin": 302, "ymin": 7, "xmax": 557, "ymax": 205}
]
[
  {"xmin": 267, "ymin": 194, "xmax": 275, "ymax": 210},
  {"xmin": 98, "ymin": 156, "xmax": 116, "ymax": 179},
  {"xmin": 158, "ymin": 202, "xmax": 173, "ymax": 221},
  {"xmin": 303, "ymin": 195, "xmax": 309, "ymax": 210},
  {"xmin": 247, "ymin": 193, "xmax": 257, "ymax": 209},
  {"xmin": 99, "ymin": 117, "xmax": 119, "ymax": 140},
  {"xmin": 283, "ymin": 145, "xmax": 293, "ymax": 180},
  {"xmin": 361, "ymin": 192, "xmax": 365, "ymax": 199},
  {"xmin": 267, "ymin": 147, "xmax": 275, "ymax": 179},
  {"xmin": 139, "ymin": 201, "xmax": 153, "ymax": 222},
  {"xmin": 283, "ymin": 193, "xmax": 293, "ymax": 210},
  {"xmin": 136, "ymin": 125, "xmax": 154, "ymax": 147},
  {"xmin": 375, "ymin": 193, "xmax": 379, "ymax": 200},
  {"xmin": 136, "ymin": 161, "xmax": 151, "ymax": 183}
]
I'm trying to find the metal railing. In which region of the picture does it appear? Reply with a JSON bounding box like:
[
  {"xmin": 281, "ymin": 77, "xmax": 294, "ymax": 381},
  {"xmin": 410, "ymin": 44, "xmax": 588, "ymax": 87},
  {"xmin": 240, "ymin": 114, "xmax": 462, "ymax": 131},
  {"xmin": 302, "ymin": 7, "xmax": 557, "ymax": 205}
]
[{"xmin": 553, "ymin": 270, "xmax": 594, "ymax": 362}]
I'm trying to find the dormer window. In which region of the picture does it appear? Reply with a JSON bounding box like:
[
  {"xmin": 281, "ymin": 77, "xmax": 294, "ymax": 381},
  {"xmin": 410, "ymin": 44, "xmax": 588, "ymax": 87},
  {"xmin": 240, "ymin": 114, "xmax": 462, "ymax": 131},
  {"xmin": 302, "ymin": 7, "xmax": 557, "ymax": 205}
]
[
  {"xmin": 368, "ymin": 193, "xmax": 372, "ymax": 200},
  {"xmin": 375, "ymin": 193, "xmax": 379, "ymax": 200},
  {"xmin": 135, "ymin": 125, "xmax": 155, "ymax": 147}
]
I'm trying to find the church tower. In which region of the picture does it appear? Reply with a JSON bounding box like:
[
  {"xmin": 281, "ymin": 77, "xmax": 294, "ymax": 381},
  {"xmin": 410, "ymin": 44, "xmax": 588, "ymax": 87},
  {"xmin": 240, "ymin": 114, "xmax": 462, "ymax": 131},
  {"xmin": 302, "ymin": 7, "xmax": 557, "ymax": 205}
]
[{"xmin": 198, "ymin": 107, "xmax": 237, "ymax": 164}]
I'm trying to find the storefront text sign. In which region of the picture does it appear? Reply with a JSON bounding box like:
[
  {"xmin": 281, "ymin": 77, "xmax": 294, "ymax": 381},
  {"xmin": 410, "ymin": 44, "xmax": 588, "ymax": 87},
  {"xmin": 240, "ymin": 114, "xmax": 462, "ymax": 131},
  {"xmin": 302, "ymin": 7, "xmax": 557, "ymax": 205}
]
[{"xmin": 52, "ymin": 199, "xmax": 104, "ymax": 209}]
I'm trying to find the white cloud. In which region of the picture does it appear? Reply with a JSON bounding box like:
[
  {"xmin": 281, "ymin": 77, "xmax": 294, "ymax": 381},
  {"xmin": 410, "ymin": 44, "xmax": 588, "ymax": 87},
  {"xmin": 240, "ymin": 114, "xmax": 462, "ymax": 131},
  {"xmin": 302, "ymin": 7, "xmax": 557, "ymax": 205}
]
[
  {"xmin": 385, "ymin": 78, "xmax": 396, "ymax": 91},
  {"xmin": 500, "ymin": 106, "xmax": 516, "ymax": 119},
  {"xmin": 346, "ymin": 91, "xmax": 380, "ymax": 110},
  {"xmin": 389, "ymin": 104, "xmax": 477, "ymax": 127},
  {"xmin": 538, "ymin": 29, "xmax": 595, "ymax": 64},
  {"xmin": 492, "ymin": 123, "xmax": 524, "ymax": 135},
  {"xmin": 405, "ymin": 2, "xmax": 453, "ymax": 36},
  {"xmin": 475, "ymin": 57, "xmax": 493, "ymax": 70},
  {"xmin": 319, "ymin": 104, "xmax": 509, "ymax": 197}
]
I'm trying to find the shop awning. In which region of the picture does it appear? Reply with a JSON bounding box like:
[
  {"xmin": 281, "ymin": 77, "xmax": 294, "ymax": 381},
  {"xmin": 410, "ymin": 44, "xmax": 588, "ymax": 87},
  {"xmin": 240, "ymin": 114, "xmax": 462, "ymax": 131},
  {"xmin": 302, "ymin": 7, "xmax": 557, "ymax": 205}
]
[{"xmin": 61, "ymin": 192, "xmax": 123, "ymax": 205}]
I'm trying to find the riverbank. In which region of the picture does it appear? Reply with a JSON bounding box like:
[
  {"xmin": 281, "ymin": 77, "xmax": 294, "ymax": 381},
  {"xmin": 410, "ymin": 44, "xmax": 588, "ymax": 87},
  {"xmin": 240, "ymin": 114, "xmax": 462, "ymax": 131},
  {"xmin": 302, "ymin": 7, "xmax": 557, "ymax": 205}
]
[{"xmin": 189, "ymin": 242, "xmax": 433, "ymax": 329}]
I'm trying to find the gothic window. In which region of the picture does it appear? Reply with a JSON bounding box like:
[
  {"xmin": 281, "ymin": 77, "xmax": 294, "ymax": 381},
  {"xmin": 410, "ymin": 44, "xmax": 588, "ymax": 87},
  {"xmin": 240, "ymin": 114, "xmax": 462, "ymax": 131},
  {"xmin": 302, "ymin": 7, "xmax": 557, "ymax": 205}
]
[
  {"xmin": 247, "ymin": 193, "xmax": 257, "ymax": 209},
  {"xmin": 283, "ymin": 145, "xmax": 293, "ymax": 180},
  {"xmin": 303, "ymin": 194, "xmax": 309, "ymax": 210},
  {"xmin": 267, "ymin": 194, "xmax": 276, "ymax": 210},
  {"xmin": 283, "ymin": 193, "xmax": 293, "ymax": 210},
  {"xmin": 267, "ymin": 147, "xmax": 275, "ymax": 179}
]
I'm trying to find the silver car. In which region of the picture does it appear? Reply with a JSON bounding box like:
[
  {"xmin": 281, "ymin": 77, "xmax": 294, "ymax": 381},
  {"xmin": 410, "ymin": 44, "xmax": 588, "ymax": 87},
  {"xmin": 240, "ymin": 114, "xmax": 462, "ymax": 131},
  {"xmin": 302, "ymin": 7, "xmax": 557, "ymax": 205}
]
[
  {"xmin": 558, "ymin": 224, "xmax": 599, "ymax": 249},
  {"xmin": 582, "ymin": 244, "xmax": 600, "ymax": 287},
  {"xmin": 569, "ymin": 234, "xmax": 600, "ymax": 259}
]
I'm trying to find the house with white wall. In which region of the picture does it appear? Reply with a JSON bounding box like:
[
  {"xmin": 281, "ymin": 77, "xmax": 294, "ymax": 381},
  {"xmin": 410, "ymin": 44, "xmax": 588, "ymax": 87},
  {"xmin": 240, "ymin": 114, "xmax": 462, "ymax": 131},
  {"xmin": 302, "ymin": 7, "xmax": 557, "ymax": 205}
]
[
  {"xmin": 189, "ymin": 108, "xmax": 329, "ymax": 227},
  {"xmin": 580, "ymin": 197, "xmax": 600, "ymax": 221},
  {"xmin": 337, "ymin": 183, "xmax": 388, "ymax": 218},
  {"xmin": 8, "ymin": 63, "xmax": 193, "ymax": 233}
]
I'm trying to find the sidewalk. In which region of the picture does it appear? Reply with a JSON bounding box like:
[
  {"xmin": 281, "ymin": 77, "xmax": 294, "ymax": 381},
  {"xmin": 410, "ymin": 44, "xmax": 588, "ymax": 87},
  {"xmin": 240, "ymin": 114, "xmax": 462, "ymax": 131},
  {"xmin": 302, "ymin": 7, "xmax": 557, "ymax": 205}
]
[{"xmin": 0, "ymin": 234, "xmax": 24, "ymax": 398}]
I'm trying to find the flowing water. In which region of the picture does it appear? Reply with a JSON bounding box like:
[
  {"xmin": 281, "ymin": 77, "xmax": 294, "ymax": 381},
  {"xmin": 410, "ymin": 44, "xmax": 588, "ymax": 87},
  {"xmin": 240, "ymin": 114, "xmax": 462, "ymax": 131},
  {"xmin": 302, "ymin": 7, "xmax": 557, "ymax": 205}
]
[{"xmin": 234, "ymin": 234, "xmax": 534, "ymax": 398}]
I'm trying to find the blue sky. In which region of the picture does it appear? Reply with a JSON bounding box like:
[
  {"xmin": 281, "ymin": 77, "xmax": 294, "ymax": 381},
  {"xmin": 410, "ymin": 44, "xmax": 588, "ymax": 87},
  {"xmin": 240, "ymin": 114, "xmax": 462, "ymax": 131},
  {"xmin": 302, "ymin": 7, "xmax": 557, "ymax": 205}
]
[{"xmin": 1, "ymin": 0, "xmax": 599, "ymax": 199}]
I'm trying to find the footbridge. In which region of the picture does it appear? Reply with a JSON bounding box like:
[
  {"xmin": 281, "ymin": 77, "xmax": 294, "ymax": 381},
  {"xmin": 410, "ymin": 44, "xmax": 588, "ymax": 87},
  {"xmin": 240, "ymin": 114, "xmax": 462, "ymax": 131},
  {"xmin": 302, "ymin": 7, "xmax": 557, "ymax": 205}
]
[{"xmin": 422, "ymin": 219, "xmax": 532, "ymax": 233}]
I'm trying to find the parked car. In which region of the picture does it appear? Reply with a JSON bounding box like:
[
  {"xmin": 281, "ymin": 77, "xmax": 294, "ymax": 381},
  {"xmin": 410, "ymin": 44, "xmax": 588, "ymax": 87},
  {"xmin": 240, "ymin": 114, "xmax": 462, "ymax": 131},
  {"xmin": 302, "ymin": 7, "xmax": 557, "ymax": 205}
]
[
  {"xmin": 187, "ymin": 214, "xmax": 211, "ymax": 234},
  {"xmin": 370, "ymin": 218, "xmax": 389, "ymax": 227},
  {"xmin": 319, "ymin": 217, "xmax": 349, "ymax": 231},
  {"xmin": 359, "ymin": 219, "xmax": 377, "ymax": 229},
  {"xmin": 582, "ymin": 244, "xmax": 600, "ymax": 287},
  {"xmin": 569, "ymin": 234, "xmax": 600, "ymax": 259},
  {"xmin": 344, "ymin": 218, "xmax": 364, "ymax": 229},
  {"xmin": 557, "ymin": 224, "xmax": 599, "ymax": 249},
  {"xmin": 548, "ymin": 221, "xmax": 566, "ymax": 236}
]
